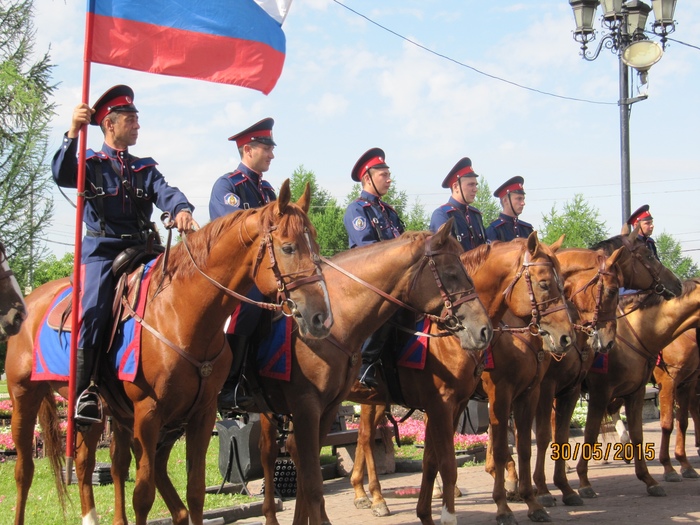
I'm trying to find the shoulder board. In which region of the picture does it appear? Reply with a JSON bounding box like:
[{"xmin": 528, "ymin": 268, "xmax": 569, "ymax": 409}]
[
  {"xmin": 261, "ymin": 180, "xmax": 275, "ymax": 192},
  {"xmin": 381, "ymin": 201, "xmax": 398, "ymax": 214},
  {"xmin": 226, "ymin": 172, "xmax": 248, "ymax": 185},
  {"xmin": 518, "ymin": 219, "xmax": 534, "ymax": 228},
  {"xmin": 85, "ymin": 149, "xmax": 108, "ymax": 161},
  {"xmin": 491, "ymin": 219, "xmax": 507, "ymax": 228},
  {"xmin": 467, "ymin": 206, "xmax": 482, "ymax": 215},
  {"xmin": 440, "ymin": 204, "xmax": 459, "ymax": 214},
  {"xmin": 130, "ymin": 157, "xmax": 158, "ymax": 172},
  {"xmin": 355, "ymin": 198, "xmax": 373, "ymax": 208}
]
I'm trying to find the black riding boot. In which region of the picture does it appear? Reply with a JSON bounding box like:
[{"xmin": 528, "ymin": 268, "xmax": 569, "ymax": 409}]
[
  {"xmin": 217, "ymin": 335, "xmax": 252, "ymax": 410},
  {"xmin": 74, "ymin": 348, "xmax": 102, "ymax": 425},
  {"xmin": 358, "ymin": 323, "xmax": 394, "ymax": 389}
]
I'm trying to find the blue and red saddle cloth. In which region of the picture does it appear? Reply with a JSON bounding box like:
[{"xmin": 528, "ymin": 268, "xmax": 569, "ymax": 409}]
[{"xmin": 32, "ymin": 263, "xmax": 440, "ymax": 383}]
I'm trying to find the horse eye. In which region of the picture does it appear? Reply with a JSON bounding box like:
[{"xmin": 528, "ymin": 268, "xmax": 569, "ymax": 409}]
[
  {"xmin": 539, "ymin": 281, "xmax": 550, "ymax": 292},
  {"xmin": 281, "ymin": 244, "xmax": 295, "ymax": 255}
]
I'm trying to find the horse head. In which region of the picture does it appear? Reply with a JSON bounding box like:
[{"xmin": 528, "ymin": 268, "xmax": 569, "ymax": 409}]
[
  {"xmin": 589, "ymin": 225, "xmax": 683, "ymax": 299},
  {"xmin": 560, "ymin": 247, "xmax": 625, "ymax": 354},
  {"xmin": 510, "ymin": 232, "xmax": 575, "ymax": 354},
  {"xmin": 0, "ymin": 241, "xmax": 27, "ymax": 340},
  {"xmin": 411, "ymin": 219, "xmax": 492, "ymax": 351},
  {"xmin": 250, "ymin": 180, "xmax": 333, "ymax": 339}
]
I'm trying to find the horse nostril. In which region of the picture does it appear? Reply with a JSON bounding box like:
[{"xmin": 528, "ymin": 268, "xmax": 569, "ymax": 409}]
[
  {"xmin": 560, "ymin": 335, "xmax": 572, "ymax": 349},
  {"xmin": 480, "ymin": 326, "xmax": 491, "ymax": 343}
]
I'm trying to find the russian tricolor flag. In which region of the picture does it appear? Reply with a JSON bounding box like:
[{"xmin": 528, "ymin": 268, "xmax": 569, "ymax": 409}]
[{"xmin": 87, "ymin": 0, "xmax": 291, "ymax": 94}]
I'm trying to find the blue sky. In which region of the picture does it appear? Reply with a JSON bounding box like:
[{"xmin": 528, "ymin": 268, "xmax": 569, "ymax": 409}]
[{"xmin": 33, "ymin": 1, "xmax": 700, "ymax": 262}]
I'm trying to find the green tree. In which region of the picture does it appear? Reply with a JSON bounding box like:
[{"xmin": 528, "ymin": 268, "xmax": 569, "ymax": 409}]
[
  {"xmin": 1, "ymin": 0, "xmax": 56, "ymax": 292},
  {"xmin": 32, "ymin": 252, "xmax": 74, "ymax": 286},
  {"xmin": 539, "ymin": 194, "xmax": 609, "ymax": 248},
  {"xmin": 289, "ymin": 166, "xmax": 347, "ymax": 256},
  {"xmin": 473, "ymin": 178, "xmax": 500, "ymax": 227},
  {"xmin": 656, "ymin": 232, "xmax": 700, "ymax": 280}
]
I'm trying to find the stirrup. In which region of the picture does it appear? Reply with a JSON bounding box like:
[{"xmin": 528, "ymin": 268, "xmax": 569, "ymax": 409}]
[
  {"xmin": 74, "ymin": 385, "xmax": 103, "ymax": 425},
  {"xmin": 358, "ymin": 364, "xmax": 379, "ymax": 389}
]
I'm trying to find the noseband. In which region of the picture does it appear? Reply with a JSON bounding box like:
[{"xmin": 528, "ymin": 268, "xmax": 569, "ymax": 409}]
[
  {"xmin": 501, "ymin": 250, "xmax": 569, "ymax": 338},
  {"xmin": 569, "ymin": 256, "xmax": 619, "ymax": 344}
]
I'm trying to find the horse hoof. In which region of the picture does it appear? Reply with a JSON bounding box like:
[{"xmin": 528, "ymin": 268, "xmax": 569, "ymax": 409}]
[
  {"xmin": 528, "ymin": 509, "xmax": 551, "ymax": 522},
  {"xmin": 371, "ymin": 502, "xmax": 391, "ymax": 517},
  {"xmin": 682, "ymin": 468, "xmax": 699, "ymax": 479},
  {"xmin": 354, "ymin": 497, "xmax": 371, "ymax": 509},
  {"xmin": 647, "ymin": 485, "xmax": 667, "ymax": 497},
  {"xmin": 536, "ymin": 494, "xmax": 557, "ymax": 507},
  {"xmin": 455, "ymin": 485, "xmax": 463, "ymax": 498},
  {"xmin": 663, "ymin": 471, "xmax": 682, "ymax": 483},
  {"xmin": 562, "ymin": 493, "xmax": 584, "ymax": 506},
  {"xmin": 496, "ymin": 513, "xmax": 519, "ymax": 525},
  {"xmin": 578, "ymin": 487, "xmax": 597, "ymax": 499}
]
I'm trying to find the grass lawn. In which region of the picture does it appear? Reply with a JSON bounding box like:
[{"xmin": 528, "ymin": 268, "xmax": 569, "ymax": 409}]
[{"xmin": 0, "ymin": 434, "xmax": 255, "ymax": 525}]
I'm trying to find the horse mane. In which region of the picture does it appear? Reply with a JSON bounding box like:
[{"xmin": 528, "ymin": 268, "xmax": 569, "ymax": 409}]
[
  {"xmin": 160, "ymin": 201, "xmax": 316, "ymax": 279},
  {"xmin": 618, "ymin": 278, "xmax": 700, "ymax": 311},
  {"xmin": 460, "ymin": 243, "xmax": 492, "ymax": 275},
  {"xmin": 589, "ymin": 235, "xmax": 623, "ymax": 255},
  {"xmin": 329, "ymin": 230, "xmax": 430, "ymax": 265}
]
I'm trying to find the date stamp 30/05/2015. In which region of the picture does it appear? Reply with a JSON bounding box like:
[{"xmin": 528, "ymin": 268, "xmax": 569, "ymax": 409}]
[{"xmin": 550, "ymin": 442, "xmax": 656, "ymax": 462}]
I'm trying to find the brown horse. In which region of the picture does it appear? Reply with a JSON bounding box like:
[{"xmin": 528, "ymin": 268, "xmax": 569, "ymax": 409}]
[
  {"xmin": 346, "ymin": 233, "xmax": 578, "ymax": 525},
  {"xmin": 533, "ymin": 233, "xmax": 684, "ymax": 508},
  {"xmin": 653, "ymin": 330, "xmax": 700, "ymax": 481},
  {"xmin": 6, "ymin": 181, "xmax": 333, "ymax": 525},
  {"xmin": 0, "ymin": 240, "xmax": 27, "ymax": 339},
  {"xmin": 576, "ymin": 278, "xmax": 700, "ymax": 500},
  {"xmin": 256, "ymin": 223, "xmax": 494, "ymax": 525},
  {"xmin": 480, "ymin": 244, "xmax": 629, "ymax": 525}
]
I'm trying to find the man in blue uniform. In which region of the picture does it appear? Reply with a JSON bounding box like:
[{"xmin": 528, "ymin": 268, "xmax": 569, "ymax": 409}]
[
  {"xmin": 344, "ymin": 148, "xmax": 405, "ymax": 388},
  {"xmin": 52, "ymin": 85, "xmax": 198, "ymax": 424},
  {"xmin": 627, "ymin": 204, "xmax": 659, "ymax": 260},
  {"xmin": 209, "ymin": 118, "xmax": 277, "ymax": 409},
  {"xmin": 485, "ymin": 176, "xmax": 534, "ymax": 242},
  {"xmin": 430, "ymin": 157, "xmax": 487, "ymax": 251}
]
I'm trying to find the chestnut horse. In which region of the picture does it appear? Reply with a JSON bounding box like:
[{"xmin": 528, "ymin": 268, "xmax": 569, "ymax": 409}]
[
  {"xmin": 653, "ymin": 329, "xmax": 699, "ymax": 481},
  {"xmin": 576, "ymin": 278, "xmax": 700, "ymax": 500},
  {"xmin": 0, "ymin": 240, "xmax": 27, "ymax": 339},
  {"xmin": 533, "ymin": 232, "xmax": 684, "ymax": 508},
  {"xmin": 257, "ymin": 223, "xmax": 493, "ymax": 525},
  {"xmin": 347, "ymin": 233, "xmax": 578, "ymax": 525},
  {"xmin": 6, "ymin": 181, "xmax": 333, "ymax": 525}
]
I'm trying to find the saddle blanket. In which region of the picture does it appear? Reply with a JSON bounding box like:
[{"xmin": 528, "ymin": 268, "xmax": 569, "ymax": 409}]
[
  {"xmin": 257, "ymin": 316, "xmax": 433, "ymax": 382},
  {"xmin": 31, "ymin": 260, "xmax": 157, "ymax": 383},
  {"xmin": 589, "ymin": 351, "xmax": 608, "ymax": 374}
]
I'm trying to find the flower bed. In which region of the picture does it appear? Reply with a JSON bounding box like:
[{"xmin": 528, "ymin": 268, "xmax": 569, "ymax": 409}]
[{"xmin": 0, "ymin": 395, "xmax": 68, "ymax": 455}]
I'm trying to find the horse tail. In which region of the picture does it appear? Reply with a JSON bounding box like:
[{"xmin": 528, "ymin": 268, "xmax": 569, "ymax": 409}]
[{"xmin": 38, "ymin": 394, "xmax": 68, "ymax": 512}]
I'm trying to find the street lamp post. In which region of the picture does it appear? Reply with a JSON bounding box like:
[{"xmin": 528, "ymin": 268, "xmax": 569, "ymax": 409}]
[{"xmin": 568, "ymin": 0, "xmax": 677, "ymax": 224}]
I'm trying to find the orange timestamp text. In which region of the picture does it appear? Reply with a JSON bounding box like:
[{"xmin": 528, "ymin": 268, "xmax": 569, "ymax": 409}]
[{"xmin": 550, "ymin": 442, "xmax": 655, "ymax": 462}]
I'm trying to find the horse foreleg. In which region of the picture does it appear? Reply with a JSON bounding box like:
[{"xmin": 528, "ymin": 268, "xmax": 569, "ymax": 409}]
[
  {"xmin": 418, "ymin": 406, "xmax": 458, "ymax": 525},
  {"xmin": 130, "ymin": 403, "xmax": 161, "ymax": 525},
  {"xmin": 533, "ymin": 384, "xmax": 556, "ymax": 507},
  {"xmin": 182, "ymin": 406, "xmax": 219, "ymax": 525},
  {"xmin": 676, "ymin": 379, "xmax": 699, "ymax": 478},
  {"xmin": 110, "ymin": 420, "xmax": 133, "ymax": 525},
  {"xmin": 624, "ymin": 389, "xmax": 664, "ymax": 496},
  {"xmin": 550, "ymin": 389, "xmax": 584, "ymax": 506},
  {"xmin": 576, "ymin": 385, "xmax": 611, "ymax": 498},
  {"xmin": 513, "ymin": 390, "xmax": 550, "ymax": 523},
  {"xmin": 74, "ymin": 423, "xmax": 104, "ymax": 525},
  {"xmin": 259, "ymin": 413, "xmax": 281, "ymax": 525},
  {"xmin": 655, "ymin": 370, "xmax": 679, "ymax": 481},
  {"xmin": 153, "ymin": 436, "xmax": 187, "ymax": 524},
  {"xmin": 360, "ymin": 404, "xmax": 390, "ymax": 517},
  {"xmin": 350, "ymin": 404, "xmax": 371, "ymax": 510}
]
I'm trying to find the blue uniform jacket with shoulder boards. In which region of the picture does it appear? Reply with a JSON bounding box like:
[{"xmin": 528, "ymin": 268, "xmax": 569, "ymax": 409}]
[
  {"xmin": 640, "ymin": 234, "xmax": 660, "ymax": 261},
  {"xmin": 209, "ymin": 163, "xmax": 276, "ymax": 220},
  {"xmin": 486, "ymin": 213, "xmax": 534, "ymax": 242},
  {"xmin": 429, "ymin": 197, "xmax": 487, "ymax": 252},
  {"xmin": 51, "ymin": 135, "xmax": 194, "ymax": 263},
  {"xmin": 344, "ymin": 190, "xmax": 405, "ymax": 248}
]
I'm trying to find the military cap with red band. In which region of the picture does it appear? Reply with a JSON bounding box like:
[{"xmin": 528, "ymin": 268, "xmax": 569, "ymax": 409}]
[
  {"xmin": 228, "ymin": 117, "xmax": 276, "ymax": 147},
  {"xmin": 493, "ymin": 176, "xmax": 525, "ymax": 198},
  {"xmin": 351, "ymin": 147, "xmax": 389, "ymax": 182},
  {"xmin": 90, "ymin": 85, "xmax": 138, "ymax": 126},
  {"xmin": 627, "ymin": 204, "xmax": 653, "ymax": 226},
  {"xmin": 441, "ymin": 157, "xmax": 477, "ymax": 188}
]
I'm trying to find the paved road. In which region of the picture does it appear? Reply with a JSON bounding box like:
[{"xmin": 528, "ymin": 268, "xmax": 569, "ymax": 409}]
[{"xmin": 233, "ymin": 417, "xmax": 700, "ymax": 524}]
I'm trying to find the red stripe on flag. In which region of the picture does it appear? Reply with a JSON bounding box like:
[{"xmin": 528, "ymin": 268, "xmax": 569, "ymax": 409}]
[{"xmin": 90, "ymin": 14, "xmax": 285, "ymax": 94}]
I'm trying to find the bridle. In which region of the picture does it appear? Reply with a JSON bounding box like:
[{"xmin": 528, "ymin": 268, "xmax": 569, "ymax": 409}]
[
  {"xmin": 568, "ymin": 255, "xmax": 620, "ymax": 351},
  {"xmin": 623, "ymin": 235, "xmax": 675, "ymax": 297},
  {"xmin": 321, "ymin": 235, "xmax": 480, "ymax": 333},
  {"xmin": 500, "ymin": 250, "xmax": 570, "ymax": 338}
]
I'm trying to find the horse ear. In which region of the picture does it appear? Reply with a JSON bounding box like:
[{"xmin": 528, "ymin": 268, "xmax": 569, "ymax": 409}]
[
  {"xmin": 296, "ymin": 183, "xmax": 311, "ymax": 214},
  {"xmin": 549, "ymin": 234, "xmax": 565, "ymax": 253},
  {"xmin": 527, "ymin": 230, "xmax": 540, "ymax": 255},
  {"xmin": 276, "ymin": 179, "xmax": 291, "ymax": 215},
  {"xmin": 434, "ymin": 217, "xmax": 454, "ymax": 248},
  {"xmin": 607, "ymin": 246, "xmax": 624, "ymax": 268},
  {"xmin": 620, "ymin": 223, "xmax": 631, "ymax": 236}
]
